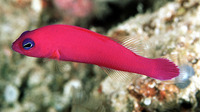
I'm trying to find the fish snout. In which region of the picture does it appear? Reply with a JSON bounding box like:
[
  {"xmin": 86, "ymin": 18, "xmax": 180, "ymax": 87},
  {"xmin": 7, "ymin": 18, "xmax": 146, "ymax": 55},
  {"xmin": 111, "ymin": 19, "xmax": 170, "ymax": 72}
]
[{"xmin": 12, "ymin": 41, "xmax": 21, "ymax": 53}]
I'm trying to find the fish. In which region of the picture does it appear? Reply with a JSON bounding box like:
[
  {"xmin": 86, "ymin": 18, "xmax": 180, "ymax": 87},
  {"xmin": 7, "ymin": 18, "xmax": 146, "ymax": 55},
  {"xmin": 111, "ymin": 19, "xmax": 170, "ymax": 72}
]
[{"xmin": 12, "ymin": 24, "xmax": 180, "ymax": 80}]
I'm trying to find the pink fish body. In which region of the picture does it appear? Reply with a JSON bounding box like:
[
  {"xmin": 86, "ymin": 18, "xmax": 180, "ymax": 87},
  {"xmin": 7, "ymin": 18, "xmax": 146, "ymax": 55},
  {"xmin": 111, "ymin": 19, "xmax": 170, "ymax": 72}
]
[{"xmin": 12, "ymin": 24, "xmax": 179, "ymax": 80}]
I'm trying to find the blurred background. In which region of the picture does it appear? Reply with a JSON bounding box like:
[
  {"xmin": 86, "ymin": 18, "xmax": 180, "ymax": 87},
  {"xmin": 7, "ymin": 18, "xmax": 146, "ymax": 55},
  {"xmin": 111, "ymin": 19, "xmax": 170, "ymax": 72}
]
[{"xmin": 0, "ymin": 0, "xmax": 200, "ymax": 112}]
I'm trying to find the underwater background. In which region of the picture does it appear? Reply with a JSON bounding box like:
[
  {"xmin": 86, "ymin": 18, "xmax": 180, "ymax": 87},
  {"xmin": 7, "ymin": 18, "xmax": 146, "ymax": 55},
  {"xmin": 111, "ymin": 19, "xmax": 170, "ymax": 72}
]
[{"xmin": 0, "ymin": 0, "xmax": 200, "ymax": 112}]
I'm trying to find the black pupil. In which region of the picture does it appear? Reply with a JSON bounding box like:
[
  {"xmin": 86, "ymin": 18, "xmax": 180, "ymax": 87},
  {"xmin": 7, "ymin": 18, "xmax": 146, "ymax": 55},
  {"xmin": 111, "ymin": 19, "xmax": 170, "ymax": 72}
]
[{"xmin": 24, "ymin": 43, "xmax": 32, "ymax": 48}]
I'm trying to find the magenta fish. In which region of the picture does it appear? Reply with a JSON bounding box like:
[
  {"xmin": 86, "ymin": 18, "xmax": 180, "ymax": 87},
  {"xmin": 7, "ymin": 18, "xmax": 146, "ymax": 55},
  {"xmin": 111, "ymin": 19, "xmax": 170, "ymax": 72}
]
[{"xmin": 12, "ymin": 24, "xmax": 180, "ymax": 80}]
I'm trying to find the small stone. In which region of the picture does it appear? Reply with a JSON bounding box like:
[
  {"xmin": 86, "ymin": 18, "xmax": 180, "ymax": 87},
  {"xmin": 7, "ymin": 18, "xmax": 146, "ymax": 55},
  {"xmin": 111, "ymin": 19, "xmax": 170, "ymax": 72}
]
[
  {"xmin": 144, "ymin": 98, "xmax": 151, "ymax": 106},
  {"xmin": 4, "ymin": 85, "xmax": 19, "ymax": 103},
  {"xmin": 63, "ymin": 79, "xmax": 82, "ymax": 97},
  {"xmin": 31, "ymin": 0, "xmax": 42, "ymax": 13}
]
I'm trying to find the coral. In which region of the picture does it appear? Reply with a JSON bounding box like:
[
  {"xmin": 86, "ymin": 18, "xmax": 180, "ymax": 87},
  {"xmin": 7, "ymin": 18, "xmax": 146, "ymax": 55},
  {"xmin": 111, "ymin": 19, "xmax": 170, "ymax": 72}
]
[
  {"xmin": 53, "ymin": 0, "xmax": 93, "ymax": 17},
  {"xmin": 127, "ymin": 78, "xmax": 179, "ymax": 111},
  {"xmin": 104, "ymin": 0, "xmax": 200, "ymax": 111}
]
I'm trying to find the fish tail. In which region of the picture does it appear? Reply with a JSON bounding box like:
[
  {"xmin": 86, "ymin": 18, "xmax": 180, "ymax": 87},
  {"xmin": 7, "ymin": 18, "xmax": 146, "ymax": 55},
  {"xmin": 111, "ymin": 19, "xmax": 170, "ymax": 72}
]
[
  {"xmin": 150, "ymin": 58, "xmax": 180, "ymax": 80},
  {"xmin": 171, "ymin": 64, "xmax": 194, "ymax": 88}
]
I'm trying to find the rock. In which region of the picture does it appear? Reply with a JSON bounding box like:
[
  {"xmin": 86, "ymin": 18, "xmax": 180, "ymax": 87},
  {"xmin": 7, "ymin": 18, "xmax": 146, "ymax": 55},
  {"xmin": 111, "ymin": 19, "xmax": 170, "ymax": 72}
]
[
  {"xmin": 106, "ymin": 0, "xmax": 200, "ymax": 111},
  {"xmin": 4, "ymin": 84, "xmax": 19, "ymax": 103}
]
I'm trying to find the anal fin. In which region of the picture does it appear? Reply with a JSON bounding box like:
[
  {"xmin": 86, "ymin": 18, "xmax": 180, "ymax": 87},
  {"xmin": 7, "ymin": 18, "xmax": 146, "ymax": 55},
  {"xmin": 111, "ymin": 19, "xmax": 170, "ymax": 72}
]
[{"xmin": 100, "ymin": 66, "xmax": 141, "ymax": 84}]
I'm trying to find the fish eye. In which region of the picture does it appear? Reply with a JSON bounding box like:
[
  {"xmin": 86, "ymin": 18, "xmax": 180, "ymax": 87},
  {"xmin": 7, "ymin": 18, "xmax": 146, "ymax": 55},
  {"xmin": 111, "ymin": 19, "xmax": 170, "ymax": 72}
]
[{"xmin": 22, "ymin": 38, "xmax": 35, "ymax": 50}]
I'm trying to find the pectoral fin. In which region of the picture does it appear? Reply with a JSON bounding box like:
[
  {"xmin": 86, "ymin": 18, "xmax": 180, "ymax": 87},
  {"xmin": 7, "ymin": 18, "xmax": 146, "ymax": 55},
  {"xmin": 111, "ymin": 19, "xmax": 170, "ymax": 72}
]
[{"xmin": 49, "ymin": 50, "xmax": 60, "ymax": 60}]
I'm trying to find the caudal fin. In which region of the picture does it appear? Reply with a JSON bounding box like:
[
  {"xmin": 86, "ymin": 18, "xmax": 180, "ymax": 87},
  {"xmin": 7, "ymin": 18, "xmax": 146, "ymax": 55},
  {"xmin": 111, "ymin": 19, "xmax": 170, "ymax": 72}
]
[
  {"xmin": 173, "ymin": 64, "xmax": 195, "ymax": 88},
  {"xmin": 151, "ymin": 58, "xmax": 179, "ymax": 80}
]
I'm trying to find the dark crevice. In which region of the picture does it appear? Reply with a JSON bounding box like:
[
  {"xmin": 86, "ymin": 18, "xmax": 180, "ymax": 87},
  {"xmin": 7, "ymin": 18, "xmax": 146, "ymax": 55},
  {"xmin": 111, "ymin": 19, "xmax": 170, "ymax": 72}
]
[{"xmin": 18, "ymin": 72, "xmax": 29, "ymax": 102}]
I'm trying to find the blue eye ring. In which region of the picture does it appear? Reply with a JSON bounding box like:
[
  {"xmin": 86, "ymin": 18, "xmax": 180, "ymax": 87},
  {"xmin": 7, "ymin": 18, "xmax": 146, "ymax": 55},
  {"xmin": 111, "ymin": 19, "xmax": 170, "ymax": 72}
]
[{"xmin": 22, "ymin": 38, "xmax": 35, "ymax": 50}]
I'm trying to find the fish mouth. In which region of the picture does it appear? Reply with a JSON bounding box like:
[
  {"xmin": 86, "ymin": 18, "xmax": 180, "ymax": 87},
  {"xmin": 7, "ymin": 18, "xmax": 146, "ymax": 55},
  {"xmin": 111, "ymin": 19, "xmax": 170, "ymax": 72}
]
[{"xmin": 12, "ymin": 41, "xmax": 21, "ymax": 53}]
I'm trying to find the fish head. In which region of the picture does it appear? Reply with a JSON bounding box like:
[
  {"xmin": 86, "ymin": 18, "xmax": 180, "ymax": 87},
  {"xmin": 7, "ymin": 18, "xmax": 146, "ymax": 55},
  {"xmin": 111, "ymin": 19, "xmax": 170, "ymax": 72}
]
[{"xmin": 12, "ymin": 30, "xmax": 52, "ymax": 58}]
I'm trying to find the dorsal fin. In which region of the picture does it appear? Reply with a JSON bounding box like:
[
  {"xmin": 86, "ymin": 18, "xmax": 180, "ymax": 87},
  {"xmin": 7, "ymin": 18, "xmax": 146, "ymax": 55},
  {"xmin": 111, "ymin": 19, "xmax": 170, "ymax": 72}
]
[
  {"xmin": 100, "ymin": 67, "xmax": 142, "ymax": 84},
  {"xmin": 101, "ymin": 35, "xmax": 146, "ymax": 82},
  {"xmin": 110, "ymin": 36, "xmax": 144, "ymax": 56}
]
